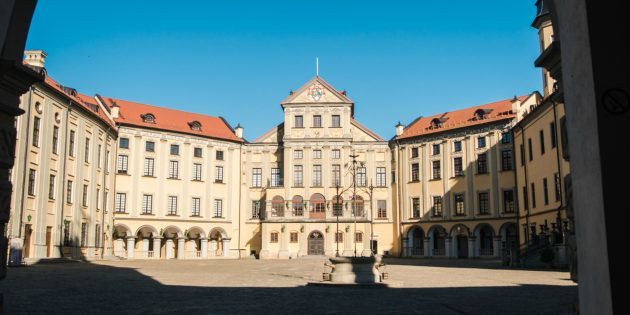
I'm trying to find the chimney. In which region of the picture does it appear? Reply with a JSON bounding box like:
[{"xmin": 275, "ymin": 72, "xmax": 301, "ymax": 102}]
[
  {"xmin": 110, "ymin": 101, "xmax": 120, "ymax": 119},
  {"xmin": 235, "ymin": 123, "xmax": 243, "ymax": 138},
  {"xmin": 24, "ymin": 50, "xmax": 48, "ymax": 68},
  {"xmin": 395, "ymin": 121, "xmax": 404, "ymax": 137},
  {"xmin": 511, "ymin": 95, "xmax": 522, "ymax": 116}
]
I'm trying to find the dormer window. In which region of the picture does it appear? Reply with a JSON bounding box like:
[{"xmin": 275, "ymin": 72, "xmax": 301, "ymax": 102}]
[
  {"xmin": 474, "ymin": 109, "xmax": 486, "ymax": 120},
  {"xmin": 189, "ymin": 121, "xmax": 202, "ymax": 131},
  {"xmin": 430, "ymin": 118, "xmax": 442, "ymax": 129},
  {"xmin": 141, "ymin": 113, "xmax": 156, "ymax": 123}
]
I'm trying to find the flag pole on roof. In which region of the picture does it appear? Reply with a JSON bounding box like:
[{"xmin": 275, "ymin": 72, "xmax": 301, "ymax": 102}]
[{"xmin": 316, "ymin": 57, "xmax": 319, "ymax": 77}]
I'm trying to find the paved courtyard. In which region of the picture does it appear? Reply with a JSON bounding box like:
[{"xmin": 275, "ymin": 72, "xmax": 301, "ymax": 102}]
[{"xmin": 1, "ymin": 258, "xmax": 576, "ymax": 314}]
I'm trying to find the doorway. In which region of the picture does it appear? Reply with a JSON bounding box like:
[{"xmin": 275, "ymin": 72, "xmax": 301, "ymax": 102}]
[
  {"xmin": 23, "ymin": 224, "xmax": 32, "ymax": 258},
  {"xmin": 307, "ymin": 231, "xmax": 324, "ymax": 255},
  {"xmin": 45, "ymin": 226, "xmax": 52, "ymax": 257},
  {"xmin": 457, "ymin": 235, "xmax": 469, "ymax": 258}
]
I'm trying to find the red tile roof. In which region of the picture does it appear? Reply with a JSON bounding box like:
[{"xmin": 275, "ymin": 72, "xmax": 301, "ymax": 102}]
[
  {"xmin": 101, "ymin": 97, "xmax": 243, "ymax": 143},
  {"xmin": 396, "ymin": 96, "xmax": 525, "ymax": 140}
]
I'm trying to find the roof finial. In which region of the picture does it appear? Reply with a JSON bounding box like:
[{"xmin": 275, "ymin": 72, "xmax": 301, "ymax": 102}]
[{"xmin": 316, "ymin": 57, "xmax": 319, "ymax": 77}]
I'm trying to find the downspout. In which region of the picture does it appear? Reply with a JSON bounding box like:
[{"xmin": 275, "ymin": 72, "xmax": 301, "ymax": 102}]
[
  {"xmin": 17, "ymin": 87, "xmax": 34, "ymax": 239},
  {"xmin": 395, "ymin": 140, "xmax": 403, "ymax": 257},
  {"xmin": 521, "ymin": 126, "xmax": 531, "ymax": 252},
  {"xmin": 58, "ymin": 101, "xmax": 71, "ymax": 254},
  {"xmin": 511, "ymin": 127, "xmax": 520, "ymax": 260},
  {"xmin": 551, "ymin": 98, "xmax": 564, "ymax": 229},
  {"xmin": 100, "ymin": 125, "xmax": 112, "ymax": 258},
  {"xmin": 238, "ymin": 142, "xmax": 242, "ymax": 259}
]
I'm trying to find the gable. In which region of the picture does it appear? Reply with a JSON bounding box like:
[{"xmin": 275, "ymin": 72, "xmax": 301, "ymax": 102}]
[
  {"xmin": 253, "ymin": 123, "xmax": 284, "ymax": 143},
  {"xmin": 350, "ymin": 119, "xmax": 385, "ymax": 142},
  {"xmin": 281, "ymin": 76, "xmax": 353, "ymax": 105}
]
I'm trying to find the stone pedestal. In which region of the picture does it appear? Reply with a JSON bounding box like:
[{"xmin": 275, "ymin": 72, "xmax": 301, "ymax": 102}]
[{"xmin": 329, "ymin": 256, "xmax": 381, "ymax": 284}]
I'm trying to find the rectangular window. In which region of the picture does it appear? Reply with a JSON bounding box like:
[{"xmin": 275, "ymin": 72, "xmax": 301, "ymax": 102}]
[
  {"xmin": 191, "ymin": 197, "xmax": 201, "ymax": 216},
  {"xmin": 48, "ymin": 174, "xmax": 56, "ymax": 199},
  {"xmin": 215, "ymin": 166, "xmax": 224, "ymax": 182},
  {"xmin": 520, "ymin": 144, "xmax": 525, "ymax": 166},
  {"xmin": 550, "ymin": 122, "xmax": 557, "ymax": 148},
  {"xmin": 105, "ymin": 150, "xmax": 110, "ymax": 172},
  {"xmin": 554, "ymin": 173, "xmax": 561, "ymax": 201},
  {"xmin": 477, "ymin": 153, "xmax": 488, "ymax": 174},
  {"xmin": 119, "ymin": 138, "xmax": 129, "ymax": 149},
  {"xmin": 168, "ymin": 196, "xmax": 178, "ymax": 215},
  {"xmin": 357, "ymin": 167, "xmax": 366, "ymax": 186},
  {"xmin": 271, "ymin": 168, "xmax": 281, "ymax": 187},
  {"xmin": 290, "ymin": 232, "xmax": 298, "ymax": 243},
  {"xmin": 531, "ymin": 183, "xmax": 537, "ymax": 208},
  {"xmin": 313, "ymin": 165, "xmax": 322, "ymax": 187},
  {"xmin": 270, "ymin": 232, "xmax": 279, "ymax": 243},
  {"xmin": 95, "ymin": 224, "xmax": 102, "ymax": 248},
  {"xmin": 81, "ymin": 223, "xmax": 87, "ymax": 247},
  {"xmin": 142, "ymin": 194, "xmax": 153, "ymax": 214},
  {"xmin": 411, "ymin": 163, "xmax": 420, "ymax": 181},
  {"xmin": 528, "ymin": 138, "xmax": 533, "ymax": 161},
  {"xmin": 104, "ymin": 191, "xmax": 108, "ymax": 213},
  {"xmin": 63, "ymin": 221, "xmax": 71, "ymax": 246},
  {"xmin": 412, "ymin": 197, "xmax": 421, "ymax": 218},
  {"xmin": 294, "ymin": 115, "xmax": 303, "ymax": 128},
  {"xmin": 192, "ymin": 163, "xmax": 202, "ymax": 181},
  {"xmin": 69, "ymin": 130, "xmax": 76, "ymax": 157},
  {"xmin": 332, "ymin": 115, "xmax": 341, "ymax": 127},
  {"xmin": 503, "ymin": 190, "xmax": 515, "ymax": 213},
  {"xmin": 97, "ymin": 144, "xmax": 102, "ymax": 167},
  {"xmin": 376, "ymin": 167, "xmax": 386, "ymax": 187},
  {"xmin": 432, "ymin": 161, "xmax": 441, "ymax": 179},
  {"xmin": 453, "ymin": 157, "xmax": 463, "ymax": 176},
  {"xmin": 454, "ymin": 193, "xmax": 465, "ymax": 215},
  {"xmin": 501, "ymin": 132, "xmax": 512, "ymax": 144},
  {"xmin": 214, "ymin": 199, "xmax": 223, "ymax": 217},
  {"xmin": 28, "ymin": 169, "xmax": 36, "ymax": 196},
  {"xmin": 294, "ymin": 150, "xmax": 303, "ymax": 159},
  {"xmin": 313, "ymin": 115, "xmax": 322, "ymax": 127},
  {"xmin": 145, "ymin": 141, "xmax": 155, "ymax": 152},
  {"xmin": 115, "ymin": 193, "xmax": 126, "ymax": 213},
  {"xmin": 216, "ymin": 150, "xmax": 224, "ymax": 160},
  {"xmin": 252, "ymin": 168, "xmax": 262, "ymax": 187},
  {"xmin": 194, "ymin": 147, "xmax": 202, "ymax": 158},
  {"xmin": 169, "ymin": 160, "xmax": 179, "ymax": 179},
  {"xmin": 335, "ymin": 232, "xmax": 343, "ymax": 243},
  {"xmin": 411, "ymin": 147, "xmax": 419, "ymax": 158},
  {"xmin": 501, "ymin": 150, "xmax": 513, "ymax": 171},
  {"xmin": 432, "ymin": 196, "xmax": 443, "ymax": 216},
  {"xmin": 355, "ymin": 232, "xmax": 363, "ymax": 242},
  {"xmin": 377, "ymin": 200, "xmax": 387, "ymax": 218},
  {"xmin": 332, "ymin": 164, "xmax": 341, "ymax": 186},
  {"xmin": 543, "ymin": 177, "xmax": 549, "ymax": 205},
  {"xmin": 82, "ymin": 184, "xmax": 88, "ymax": 207},
  {"xmin": 144, "ymin": 158, "xmax": 155, "ymax": 176},
  {"xmin": 66, "ymin": 180, "xmax": 73, "ymax": 204},
  {"xmin": 432, "ymin": 144, "xmax": 440, "ymax": 155},
  {"xmin": 540, "ymin": 130, "xmax": 546, "ymax": 155},
  {"xmin": 84, "ymin": 138, "xmax": 90, "ymax": 163},
  {"xmin": 96, "ymin": 188, "xmax": 100, "ymax": 210},
  {"xmin": 294, "ymin": 165, "xmax": 303, "ymax": 187},
  {"xmin": 252, "ymin": 200, "xmax": 262, "ymax": 219},
  {"xmin": 454, "ymin": 141, "xmax": 462, "ymax": 152},
  {"xmin": 117, "ymin": 155, "xmax": 129, "ymax": 174},
  {"xmin": 313, "ymin": 149, "xmax": 322, "ymax": 159},
  {"xmin": 52, "ymin": 126, "xmax": 59, "ymax": 154},
  {"xmin": 523, "ymin": 186, "xmax": 529, "ymax": 210},
  {"xmin": 332, "ymin": 149, "xmax": 341, "ymax": 159},
  {"xmin": 32, "ymin": 116, "xmax": 40, "ymax": 147},
  {"xmin": 170, "ymin": 144, "xmax": 179, "ymax": 155},
  {"xmin": 477, "ymin": 136, "xmax": 486, "ymax": 148},
  {"xmin": 478, "ymin": 192, "xmax": 489, "ymax": 214}
]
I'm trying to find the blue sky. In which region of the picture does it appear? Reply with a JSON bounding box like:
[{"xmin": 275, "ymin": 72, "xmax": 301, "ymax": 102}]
[{"xmin": 26, "ymin": 0, "xmax": 542, "ymax": 140}]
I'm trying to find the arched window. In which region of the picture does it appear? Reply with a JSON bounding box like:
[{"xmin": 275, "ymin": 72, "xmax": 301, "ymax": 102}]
[
  {"xmin": 332, "ymin": 195, "xmax": 343, "ymax": 216},
  {"xmin": 271, "ymin": 196, "xmax": 284, "ymax": 217},
  {"xmin": 292, "ymin": 195, "xmax": 304, "ymax": 216},
  {"xmin": 352, "ymin": 195, "xmax": 364, "ymax": 217},
  {"xmin": 189, "ymin": 121, "xmax": 202, "ymax": 131},
  {"xmin": 142, "ymin": 113, "xmax": 155, "ymax": 123},
  {"xmin": 310, "ymin": 193, "xmax": 326, "ymax": 213}
]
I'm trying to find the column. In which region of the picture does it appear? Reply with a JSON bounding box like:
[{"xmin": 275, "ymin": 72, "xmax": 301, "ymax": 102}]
[
  {"xmin": 278, "ymin": 231, "xmax": 289, "ymax": 259},
  {"xmin": 165, "ymin": 239, "xmax": 174, "ymax": 259},
  {"xmin": 142, "ymin": 239, "xmax": 149, "ymax": 258},
  {"xmin": 298, "ymin": 229, "xmax": 307, "ymax": 257},
  {"xmin": 126, "ymin": 237, "xmax": 135, "ymax": 259},
  {"xmin": 209, "ymin": 239, "xmax": 218, "ymax": 257},
  {"xmin": 494, "ymin": 236, "xmax": 502, "ymax": 258},
  {"xmin": 222, "ymin": 238, "xmax": 232, "ymax": 258},
  {"xmin": 152, "ymin": 237, "xmax": 161, "ymax": 259},
  {"xmin": 116, "ymin": 238, "xmax": 124, "ymax": 257},
  {"xmin": 445, "ymin": 237, "xmax": 453, "ymax": 258},
  {"xmin": 468, "ymin": 237, "xmax": 476, "ymax": 258},
  {"xmin": 177, "ymin": 237, "xmax": 185, "ymax": 259},
  {"xmin": 259, "ymin": 224, "xmax": 269, "ymax": 258},
  {"xmin": 201, "ymin": 238, "xmax": 208, "ymax": 258},
  {"xmin": 342, "ymin": 231, "xmax": 353, "ymax": 256},
  {"xmin": 362, "ymin": 224, "xmax": 372, "ymax": 257},
  {"xmin": 402, "ymin": 237, "xmax": 410, "ymax": 257},
  {"xmin": 424, "ymin": 239, "xmax": 431, "ymax": 257}
]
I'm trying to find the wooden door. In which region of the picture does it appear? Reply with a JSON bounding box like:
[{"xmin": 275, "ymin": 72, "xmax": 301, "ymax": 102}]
[
  {"xmin": 23, "ymin": 224, "xmax": 32, "ymax": 258},
  {"xmin": 457, "ymin": 235, "xmax": 468, "ymax": 258},
  {"xmin": 308, "ymin": 231, "xmax": 324, "ymax": 255}
]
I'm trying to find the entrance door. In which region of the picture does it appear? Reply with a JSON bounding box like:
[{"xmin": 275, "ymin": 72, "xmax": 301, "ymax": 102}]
[
  {"xmin": 371, "ymin": 240, "xmax": 378, "ymax": 255},
  {"xmin": 45, "ymin": 227, "xmax": 52, "ymax": 257},
  {"xmin": 308, "ymin": 231, "xmax": 324, "ymax": 255},
  {"xmin": 23, "ymin": 224, "xmax": 32, "ymax": 258},
  {"xmin": 457, "ymin": 235, "xmax": 468, "ymax": 258}
]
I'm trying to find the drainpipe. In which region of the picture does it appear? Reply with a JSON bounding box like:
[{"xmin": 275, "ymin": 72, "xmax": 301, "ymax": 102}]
[
  {"xmin": 520, "ymin": 126, "xmax": 531, "ymax": 252},
  {"xmin": 395, "ymin": 140, "xmax": 403, "ymax": 257},
  {"xmin": 100, "ymin": 125, "xmax": 112, "ymax": 258},
  {"xmin": 238, "ymin": 142, "xmax": 242, "ymax": 259},
  {"xmin": 17, "ymin": 87, "xmax": 34, "ymax": 239},
  {"xmin": 550, "ymin": 98, "xmax": 564, "ymax": 233},
  {"xmin": 511, "ymin": 127, "xmax": 520, "ymax": 261},
  {"xmin": 58, "ymin": 101, "xmax": 71, "ymax": 255}
]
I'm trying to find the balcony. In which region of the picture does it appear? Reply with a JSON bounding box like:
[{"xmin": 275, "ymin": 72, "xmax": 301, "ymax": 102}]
[{"xmin": 262, "ymin": 203, "xmax": 369, "ymax": 222}]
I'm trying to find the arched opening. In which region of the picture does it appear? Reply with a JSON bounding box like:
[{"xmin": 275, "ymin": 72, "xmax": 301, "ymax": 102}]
[
  {"xmin": 292, "ymin": 195, "xmax": 304, "ymax": 216},
  {"xmin": 271, "ymin": 195, "xmax": 284, "ymax": 217},
  {"xmin": 309, "ymin": 193, "xmax": 326, "ymax": 219},
  {"xmin": 135, "ymin": 225, "xmax": 158, "ymax": 259},
  {"xmin": 113, "ymin": 224, "xmax": 131, "ymax": 258},
  {"xmin": 186, "ymin": 227, "xmax": 206, "ymax": 259},
  {"xmin": 332, "ymin": 195, "xmax": 343, "ymax": 216},
  {"xmin": 308, "ymin": 230, "xmax": 324, "ymax": 255},
  {"xmin": 161, "ymin": 226, "xmax": 182, "ymax": 259},
  {"xmin": 451, "ymin": 224, "xmax": 470, "ymax": 259},
  {"xmin": 429, "ymin": 225, "xmax": 447, "ymax": 257},
  {"xmin": 209, "ymin": 227, "xmax": 230, "ymax": 257},
  {"xmin": 407, "ymin": 227, "xmax": 425, "ymax": 256},
  {"xmin": 478, "ymin": 225, "xmax": 495, "ymax": 256},
  {"xmin": 352, "ymin": 195, "xmax": 364, "ymax": 217},
  {"xmin": 500, "ymin": 223, "xmax": 518, "ymax": 264}
]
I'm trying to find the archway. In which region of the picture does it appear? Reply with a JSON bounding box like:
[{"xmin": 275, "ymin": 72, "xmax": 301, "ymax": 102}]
[
  {"xmin": 292, "ymin": 195, "xmax": 304, "ymax": 216},
  {"xmin": 113, "ymin": 224, "xmax": 132, "ymax": 258},
  {"xmin": 271, "ymin": 195, "xmax": 285, "ymax": 217},
  {"xmin": 186, "ymin": 227, "xmax": 206, "ymax": 259},
  {"xmin": 475, "ymin": 224, "xmax": 495, "ymax": 257},
  {"xmin": 450, "ymin": 224, "xmax": 470, "ymax": 258},
  {"xmin": 428, "ymin": 225, "xmax": 447, "ymax": 257},
  {"xmin": 309, "ymin": 194, "xmax": 326, "ymax": 219},
  {"xmin": 161, "ymin": 226, "xmax": 183, "ymax": 259},
  {"xmin": 209, "ymin": 227, "xmax": 230, "ymax": 257},
  {"xmin": 407, "ymin": 227, "xmax": 425, "ymax": 256},
  {"xmin": 307, "ymin": 230, "xmax": 324, "ymax": 255},
  {"xmin": 500, "ymin": 222, "xmax": 518, "ymax": 263},
  {"xmin": 135, "ymin": 225, "xmax": 158, "ymax": 259}
]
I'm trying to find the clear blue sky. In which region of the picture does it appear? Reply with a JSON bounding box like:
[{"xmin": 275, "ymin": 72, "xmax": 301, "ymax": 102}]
[{"xmin": 26, "ymin": 0, "xmax": 542, "ymax": 140}]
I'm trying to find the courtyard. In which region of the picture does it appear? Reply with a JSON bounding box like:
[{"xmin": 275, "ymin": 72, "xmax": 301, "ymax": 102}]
[{"xmin": 1, "ymin": 258, "xmax": 576, "ymax": 314}]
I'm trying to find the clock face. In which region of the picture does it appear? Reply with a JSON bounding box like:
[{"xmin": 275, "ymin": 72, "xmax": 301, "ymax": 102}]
[{"xmin": 309, "ymin": 84, "xmax": 325, "ymax": 101}]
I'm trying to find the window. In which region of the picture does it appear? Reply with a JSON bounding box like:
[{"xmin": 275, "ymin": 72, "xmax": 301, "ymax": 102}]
[
  {"xmin": 477, "ymin": 136, "xmax": 486, "ymax": 148},
  {"xmin": 294, "ymin": 150, "xmax": 303, "ymax": 159},
  {"xmin": 190, "ymin": 121, "xmax": 201, "ymax": 131},
  {"xmin": 169, "ymin": 160, "xmax": 179, "ymax": 179},
  {"xmin": 313, "ymin": 149, "xmax": 322, "ymax": 159},
  {"xmin": 550, "ymin": 122, "xmax": 557, "ymax": 148},
  {"xmin": 251, "ymin": 200, "xmax": 262, "ymax": 219},
  {"xmin": 357, "ymin": 167, "xmax": 366, "ymax": 186},
  {"xmin": 332, "ymin": 164, "xmax": 341, "ymax": 186},
  {"xmin": 142, "ymin": 195, "xmax": 153, "ymax": 214},
  {"xmin": 540, "ymin": 130, "xmax": 546, "ymax": 155},
  {"xmin": 454, "ymin": 141, "xmax": 462, "ymax": 152},
  {"xmin": 376, "ymin": 167, "xmax": 386, "ymax": 187},
  {"xmin": 332, "ymin": 115, "xmax": 341, "ymax": 127},
  {"xmin": 28, "ymin": 169, "xmax": 36, "ymax": 196},
  {"xmin": 528, "ymin": 138, "xmax": 533, "ymax": 161},
  {"xmin": 95, "ymin": 224, "xmax": 102, "ymax": 248},
  {"xmin": 63, "ymin": 221, "xmax": 71, "ymax": 246},
  {"xmin": 531, "ymin": 183, "xmax": 537, "ymax": 208},
  {"xmin": 432, "ymin": 161, "xmax": 441, "ymax": 180},
  {"xmin": 313, "ymin": 115, "xmax": 322, "ymax": 127},
  {"xmin": 167, "ymin": 196, "xmax": 178, "ymax": 215},
  {"xmin": 84, "ymin": 138, "xmax": 90, "ymax": 163},
  {"xmin": 293, "ymin": 195, "xmax": 305, "ymax": 216},
  {"xmin": 501, "ymin": 150, "xmax": 513, "ymax": 171},
  {"xmin": 501, "ymin": 132, "xmax": 512, "ymax": 144},
  {"xmin": 143, "ymin": 113, "xmax": 155, "ymax": 123},
  {"xmin": 216, "ymin": 150, "xmax": 224, "ymax": 160},
  {"xmin": 294, "ymin": 115, "xmax": 303, "ymax": 128},
  {"xmin": 52, "ymin": 126, "xmax": 59, "ymax": 154},
  {"xmin": 191, "ymin": 197, "xmax": 201, "ymax": 216},
  {"xmin": 270, "ymin": 232, "xmax": 279, "ymax": 243},
  {"xmin": 96, "ymin": 188, "xmax": 100, "ymax": 210},
  {"xmin": 170, "ymin": 144, "xmax": 179, "ymax": 155},
  {"xmin": 115, "ymin": 193, "xmax": 126, "ymax": 213},
  {"xmin": 97, "ymin": 144, "xmax": 102, "ymax": 167},
  {"xmin": 271, "ymin": 168, "xmax": 281, "ymax": 187},
  {"xmin": 377, "ymin": 200, "xmax": 387, "ymax": 218},
  {"xmin": 194, "ymin": 147, "xmax": 202, "ymax": 158},
  {"xmin": 214, "ymin": 199, "xmax": 223, "ymax": 217},
  {"xmin": 543, "ymin": 178, "xmax": 549, "ymax": 205},
  {"xmin": 290, "ymin": 232, "xmax": 298, "ymax": 243},
  {"xmin": 215, "ymin": 166, "xmax": 224, "ymax": 182},
  {"xmin": 432, "ymin": 144, "xmax": 440, "ymax": 155},
  {"xmin": 503, "ymin": 190, "xmax": 515, "ymax": 213},
  {"xmin": 335, "ymin": 232, "xmax": 344, "ymax": 243},
  {"xmin": 271, "ymin": 196, "xmax": 284, "ymax": 217},
  {"xmin": 411, "ymin": 147, "xmax": 419, "ymax": 158},
  {"xmin": 310, "ymin": 194, "xmax": 326, "ymax": 213},
  {"xmin": 523, "ymin": 186, "xmax": 529, "ymax": 210},
  {"xmin": 432, "ymin": 196, "xmax": 443, "ymax": 216},
  {"xmin": 81, "ymin": 223, "xmax": 87, "ymax": 247},
  {"xmin": 69, "ymin": 130, "xmax": 76, "ymax": 157},
  {"xmin": 453, "ymin": 157, "xmax": 463, "ymax": 176},
  {"xmin": 411, "ymin": 163, "xmax": 420, "ymax": 181},
  {"xmin": 454, "ymin": 193, "xmax": 465, "ymax": 215},
  {"xmin": 104, "ymin": 191, "xmax": 108, "ymax": 213},
  {"xmin": 520, "ymin": 144, "xmax": 525, "ymax": 166},
  {"xmin": 252, "ymin": 168, "xmax": 262, "ymax": 187},
  {"xmin": 332, "ymin": 149, "xmax": 341, "ymax": 159},
  {"xmin": 145, "ymin": 141, "xmax": 155, "ymax": 152},
  {"xmin": 66, "ymin": 180, "xmax": 73, "ymax": 204},
  {"xmin": 294, "ymin": 165, "xmax": 303, "ymax": 187},
  {"xmin": 32, "ymin": 116, "xmax": 40, "ymax": 147},
  {"xmin": 554, "ymin": 173, "xmax": 561, "ymax": 201},
  {"xmin": 144, "ymin": 158, "xmax": 155, "ymax": 176},
  {"xmin": 192, "ymin": 163, "xmax": 202, "ymax": 181},
  {"xmin": 119, "ymin": 138, "xmax": 129, "ymax": 149},
  {"xmin": 355, "ymin": 232, "xmax": 363, "ymax": 242},
  {"xmin": 412, "ymin": 197, "xmax": 421, "ymax": 218},
  {"xmin": 48, "ymin": 175, "xmax": 56, "ymax": 199},
  {"xmin": 105, "ymin": 150, "xmax": 110, "ymax": 172},
  {"xmin": 82, "ymin": 184, "xmax": 88, "ymax": 207},
  {"xmin": 477, "ymin": 153, "xmax": 488, "ymax": 174},
  {"xmin": 478, "ymin": 192, "xmax": 489, "ymax": 214},
  {"xmin": 313, "ymin": 165, "xmax": 322, "ymax": 186}
]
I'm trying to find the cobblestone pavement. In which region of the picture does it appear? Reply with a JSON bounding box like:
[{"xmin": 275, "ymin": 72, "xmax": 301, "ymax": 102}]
[{"xmin": 1, "ymin": 258, "xmax": 577, "ymax": 314}]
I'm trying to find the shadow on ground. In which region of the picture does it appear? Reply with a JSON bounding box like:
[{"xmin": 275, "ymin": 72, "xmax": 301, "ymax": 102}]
[{"xmin": 382, "ymin": 257, "xmax": 568, "ymax": 272}]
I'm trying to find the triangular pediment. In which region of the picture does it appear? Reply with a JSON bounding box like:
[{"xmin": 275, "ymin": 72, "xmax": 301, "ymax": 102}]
[
  {"xmin": 253, "ymin": 123, "xmax": 284, "ymax": 143},
  {"xmin": 281, "ymin": 76, "xmax": 353, "ymax": 105}
]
